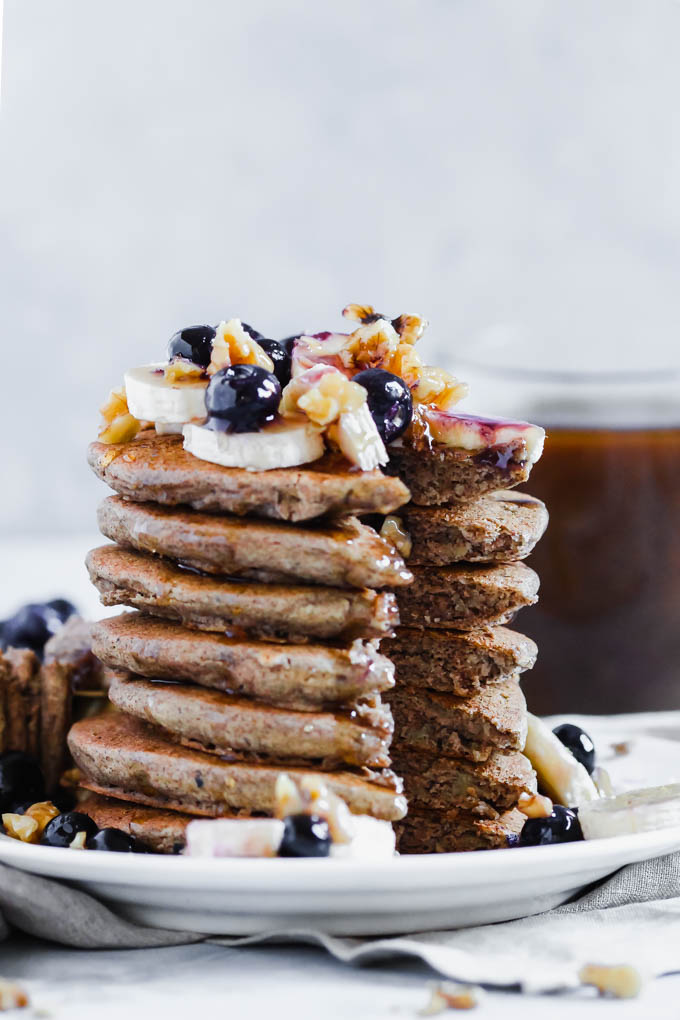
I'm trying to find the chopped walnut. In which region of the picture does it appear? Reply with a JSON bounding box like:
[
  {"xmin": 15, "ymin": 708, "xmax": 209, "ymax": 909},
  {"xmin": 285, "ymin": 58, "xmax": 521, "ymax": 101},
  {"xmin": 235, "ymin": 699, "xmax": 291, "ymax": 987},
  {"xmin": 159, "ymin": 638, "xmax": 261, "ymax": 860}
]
[
  {"xmin": 611, "ymin": 741, "xmax": 632, "ymax": 756},
  {"xmin": 392, "ymin": 312, "xmax": 428, "ymax": 345},
  {"xmin": 419, "ymin": 982, "xmax": 480, "ymax": 1014},
  {"xmin": 2, "ymin": 814, "xmax": 39, "ymax": 843},
  {"xmin": 69, "ymin": 831, "xmax": 88, "ymax": 850},
  {"xmin": 342, "ymin": 303, "xmax": 384, "ymax": 324},
  {"xmin": 579, "ymin": 964, "xmax": 642, "ymax": 999},
  {"xmin": 411, "ymin": 365, "xmax": 469, "ymax": 411},
  {"xmin": 345, "ymin": 319, "xmax": 401, "ymax": 372},
  {"xmin": 379, "ymin": 516, "xmax": 412, "ymax": 559},
  {"xmin": 164, "ymin": 358, "xmax": 205, "ymax": 383},
  {"xmin": 518, "ymin": 791, "xmax": 553, "ymax": 819},
  {"xmin": 281, "ymin": 366, "xmax": 365, "ymax": 426},
  {"xmin": 209, "ymin": 319, "xmax": 274, "ymax": 376},
  {"xmin": 25, "ymin": 801, "xmax": 60, "ymax": 840},
  {"xmin": 98, "ymin": 387, "xmax": 141, "ymax": 445},
  {"xmin": 0, "ymin": 980, "xmax": 29, "ymax": 1011}
]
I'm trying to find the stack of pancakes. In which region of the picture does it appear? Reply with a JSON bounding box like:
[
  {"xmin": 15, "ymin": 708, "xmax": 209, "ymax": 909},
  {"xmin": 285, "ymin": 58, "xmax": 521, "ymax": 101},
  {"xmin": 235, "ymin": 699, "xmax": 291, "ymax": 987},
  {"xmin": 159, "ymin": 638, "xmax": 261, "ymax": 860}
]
[
  {"xmin": 68, "ymin": 433, "xmax": 412, "ymax": 850},
  {"xmin": 383, "ymin": 444, "xmax": 548, "ymax": 852}
]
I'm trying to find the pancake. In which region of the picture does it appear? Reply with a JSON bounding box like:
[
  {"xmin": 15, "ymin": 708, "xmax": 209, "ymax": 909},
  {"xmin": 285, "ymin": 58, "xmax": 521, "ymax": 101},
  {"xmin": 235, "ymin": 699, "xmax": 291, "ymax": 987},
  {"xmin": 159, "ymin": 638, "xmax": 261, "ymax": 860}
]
[
  {"xmin": 396, "ymin": 562, "xmax": 539, "ymax": 630},
  {"xmin": 92, "ymin": 614, "xmax": 395, "ymax": 710},
  {"xmin": 98, "ymin": 495, "xmax": 412, "ymax": 589},
  {"xmin": 387, "ymin": 677, "xmax": 527, "ymax": 763},
  {"xmin": 384, "ymin": 626, "xmax": 537, "ymax": 696},
  {"xmin": 108, "ymin": 673, "xmax": 393, "ymax": 768},
  {"xmin": 391, "ymin": 746, "xmax": 535, "ymax": 813},
  {"xmin": 87, "ymin": 545, "xmax": 399, "ymax": 643},
  {"xmin": 396, "ymin": 807, "xmax": 525, "ymax": 853},
  {"xmin": 88, "ymin": 433, "xmax": 410, "ymax": 522},
  {"xmin": 387, "ymin": 439, "xmax": 534, "ymax": 506},
  {"xmin": 68, "ymin": 712, "xmax": 407, "ymax": 821},
  {"xmin": 78, "ymin": 792, "xmax": 194, "ymax": 854},
  {"xmin": 393, "ymin": 491, "xmax": 548, "ymax": 566},
  {"xmin": 0, "ymin": 648, "xmax": 41, "ymax": 758}
]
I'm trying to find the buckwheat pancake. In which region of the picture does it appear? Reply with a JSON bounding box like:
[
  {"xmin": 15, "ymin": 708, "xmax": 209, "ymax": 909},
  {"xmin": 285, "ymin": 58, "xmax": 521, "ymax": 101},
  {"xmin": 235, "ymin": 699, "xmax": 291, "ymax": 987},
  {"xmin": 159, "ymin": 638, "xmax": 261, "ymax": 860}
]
[
  {"xmin": 87, "ymin": 546, "xmax": 399, "ymax": 643},
  {"xmin": 384, "ymin": 626, "xmax": 537, "ymax": 696},
  {"xmin": 393, "ymin": 491, "xmax": 548, "ymax": 566},
  {"xmin": 396, "ymin": 562, "xmax": 539, "ymax": 630},
  {"xmin": 78, "ymin": 792, "xmax": 194, "ymax": 854},
  {"xmin": 98, "ymin": 496, "xmax": 412, "ymax": 589},
  {"xmin": 390, "ymin": 747, "xmax": 535, "ymax": 813},
  {"xmin": 0, "ymin": 647, "xmax": 41, "ymax": 757},
  {"xmin": 108, "ymin": 673, "xmax": 393, "ymax": 768},
  {"xmin": 396, "ymin": 807, "xmax": 526, "ymax": 853},
  {"xmin": 92, "ymin": 614, "xmax": 395, "ymax": 710},
  {"xmin": 69, "ymin": 712, "xmax": 407, "ymax": 821},
  {"xmin": 387, "ymin": 439, "xmax": 535, "ymax": 506},
  {"xmin": 88, "ymin": 433, "xmax": 410, "ymax": 522},
  {"xmin": 387, "ymin": 677, "xmax": 527, "ymax": 763}
]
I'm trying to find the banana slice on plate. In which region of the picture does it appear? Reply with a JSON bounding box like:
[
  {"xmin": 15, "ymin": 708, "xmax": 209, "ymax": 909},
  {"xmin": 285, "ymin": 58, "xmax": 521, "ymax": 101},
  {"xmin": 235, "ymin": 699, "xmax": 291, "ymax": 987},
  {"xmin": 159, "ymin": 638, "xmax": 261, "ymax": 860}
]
[
  {"xmin": 183, "ymin": 420, "xmax": 324, "ymax": 471},
  {"xmin": 125, "ymin": 364, "xmax": 208, "ymax": 424},
  {"xmin": 524, "ymin": 713, "xmax": 599, "ymax": 807},
  {"xmin": 579, "ymin": 783, "xmax": 680, "ymax": 839}
]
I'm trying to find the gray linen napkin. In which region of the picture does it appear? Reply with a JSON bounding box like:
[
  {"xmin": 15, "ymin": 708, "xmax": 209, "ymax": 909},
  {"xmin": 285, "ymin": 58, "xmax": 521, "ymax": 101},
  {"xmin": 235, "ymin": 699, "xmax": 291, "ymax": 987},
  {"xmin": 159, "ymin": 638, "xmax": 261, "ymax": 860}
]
[{"xmin": 0, "ymin": 852, "xmax": 678, "ymax": 993}]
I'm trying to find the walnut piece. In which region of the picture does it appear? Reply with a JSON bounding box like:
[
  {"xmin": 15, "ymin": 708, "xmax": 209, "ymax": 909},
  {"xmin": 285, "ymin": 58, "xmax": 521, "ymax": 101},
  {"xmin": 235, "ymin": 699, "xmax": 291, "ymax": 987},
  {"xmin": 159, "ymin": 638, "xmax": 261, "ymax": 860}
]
[
  {"xmin": 209, "ymin": 319, "xmax": 274, "ymax": 376},
  {"xmin": 517, "ymin": 791, "xmax": 554, "ymax": 819},
  {"xmin": 98, "ymin": 387, "xmax": 141, "ymax": 445},
  {"xmin": 0, "ymin": 979, "xmax": 29, "ymax": 1011},
  {"xmin": 379, "ymin": 516, "xmax": 412, "ymax": 559},
  {"xmin": 282, "ymin": 368, "xmax": 365, "ymax": 426},
  {"xmin": 164, "ymin": 358, "xmax": 205, "ymax": 383},
  {"xmin": 579, "ymin": 964, "xmax": 642, "ymax": 999},
  {"xmin": 419, "ymin": 982, "xmax": 480, "ymax": 1014}
]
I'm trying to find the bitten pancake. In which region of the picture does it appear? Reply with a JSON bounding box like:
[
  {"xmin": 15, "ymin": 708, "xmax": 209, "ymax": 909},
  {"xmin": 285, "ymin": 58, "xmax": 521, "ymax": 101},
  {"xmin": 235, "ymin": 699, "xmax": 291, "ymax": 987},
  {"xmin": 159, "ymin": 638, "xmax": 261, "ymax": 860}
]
[
  {"xmin": 68, "ymin": 712, "xmax": 407, "ymax": 821},
  {"xmin": 384, "ymin": 626, "xmax": 537, "ymax": 696},
  {"xmin": 391, "ymin": 746, "xmax": 535, "ymax": 813},
  {"xmin": 78, "ymin": 792, "xmax": 195, "ymax": 854},
  {"xmin": 88, "ymin": 433, "xmax": 410, "ymax": 522},
  {"xmin": 387, "ymin": 677, "xmax": 527, "ymax": 762},
  {"xmin": 108, "ymin": 673, "xmax": 393, "ymax": 768},
  {"xmin": 98, "ymin": 495, "xmax": 412, "ymax": 589},
  {"xmin": 87, "ymin": 545, "xmax": 399, "ymax": 643},
  {"xmin": 393, "ymin": 491, "xmax": 548, "ymax": 566},
  {"xmin": 92, "ymin": 614, "xmax": 395, "ymax": 710},
  {"xmin": 396, "ymin": 562, "xmax": 539, "ymax": 630},
  {"xmin": 396, "ymin": 807, "xmax": 526, "ymax": 853}
]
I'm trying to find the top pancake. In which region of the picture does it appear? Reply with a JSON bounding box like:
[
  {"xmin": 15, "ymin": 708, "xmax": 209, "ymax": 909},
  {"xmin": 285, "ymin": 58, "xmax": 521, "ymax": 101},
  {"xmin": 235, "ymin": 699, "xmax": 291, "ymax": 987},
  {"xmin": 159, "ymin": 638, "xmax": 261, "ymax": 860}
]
[{"xmin": 88, "ymin": 433, "xmax": 410, "ymax": 522}]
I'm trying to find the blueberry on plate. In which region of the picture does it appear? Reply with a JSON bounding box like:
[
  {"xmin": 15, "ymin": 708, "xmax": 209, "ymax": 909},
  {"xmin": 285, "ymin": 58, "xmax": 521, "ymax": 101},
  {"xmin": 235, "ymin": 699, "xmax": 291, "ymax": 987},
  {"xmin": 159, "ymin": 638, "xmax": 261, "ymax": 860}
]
[
  {"xmin": 353, "ymin": 368, "xmax": 413, "ymax": 444},
  {"xmin": 553, "ymin": 723, "xmax": 596, "ymax": 774},
  {"xmin": 241, "ymin": 322, "xmax": 264, "ymax": 341},
  {"xmin": 518, "ymin": 806, "xmax": 583, "ymax": 847},
  {"xmin": 167, "ymin": 325, "xmax": 216, "ymax": 368},
  {"xmin": 44, "ymin": 598, "xmax": 77, "ymax": 624},
  {"xmin": 277, "ymin": 813, "xmax": 332, "ymax": 858},
  {"xmin": 87, "ymin": 827, "xmax": 137, "ymax": 852},
  {"xmin": 0, "ymin": 599, "xmax": 77, "ymax": 657},
  {"xmin": 0, "ymin": 751, "xmax": 46, "ymax": 813},
  {"xmin": 41, "ymin": 812, "xmax": 98, "ymax": 848},
  {"xmin": 280, "ymin": 334, "xmax": 302, "ymax": 356},
  {"xmin": 256, "ymin": 338, "xmax": 292, "ymax": 387},
  {"xmin": 205, "ymin": 364, "xmax": 281, "ymax": 433}
]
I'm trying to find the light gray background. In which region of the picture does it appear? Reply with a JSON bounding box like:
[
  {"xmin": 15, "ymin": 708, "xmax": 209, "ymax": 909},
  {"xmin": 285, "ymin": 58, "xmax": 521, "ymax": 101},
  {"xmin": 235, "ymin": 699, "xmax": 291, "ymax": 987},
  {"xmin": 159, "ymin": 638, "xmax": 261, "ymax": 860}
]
[{"xmin": 2, "ymin": 0, "xmax": 680, "ymax": 535}]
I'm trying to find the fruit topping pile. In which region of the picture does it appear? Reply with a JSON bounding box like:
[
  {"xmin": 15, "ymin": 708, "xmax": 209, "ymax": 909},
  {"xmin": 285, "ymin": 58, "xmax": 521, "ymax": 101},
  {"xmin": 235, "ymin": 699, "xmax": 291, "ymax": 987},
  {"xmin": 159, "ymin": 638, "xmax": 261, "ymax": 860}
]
[
  {"xmin": 0, "ymin": 598, "xmax": 77, "ymax": 659},
  {"xmin": 185, "ymin": 773, "xmax": 395, "ymax": 859},
  {"xmin": 0, "ymin": 751, "xmax": 139, "ymax": 852},
  {"xmin": 96, "ymin": 303, "xmax": 546, "ymax": 473}
]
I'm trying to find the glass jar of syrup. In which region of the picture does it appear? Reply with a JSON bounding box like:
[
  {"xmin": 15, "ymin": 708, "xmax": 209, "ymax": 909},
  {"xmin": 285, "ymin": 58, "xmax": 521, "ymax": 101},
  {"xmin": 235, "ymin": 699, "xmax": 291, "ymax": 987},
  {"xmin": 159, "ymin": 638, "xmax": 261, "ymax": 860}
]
[{"xmin": 459, "ymin": 354, "xmax": 680, "ymax": 714}]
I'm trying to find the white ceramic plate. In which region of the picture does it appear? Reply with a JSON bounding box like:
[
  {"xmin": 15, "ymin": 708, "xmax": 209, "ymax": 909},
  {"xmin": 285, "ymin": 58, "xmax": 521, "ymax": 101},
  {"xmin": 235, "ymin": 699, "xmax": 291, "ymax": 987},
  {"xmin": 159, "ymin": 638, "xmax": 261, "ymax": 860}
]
[{"xmin": 2, "ymin": 825, "xmax": 679, "ymax": 935}]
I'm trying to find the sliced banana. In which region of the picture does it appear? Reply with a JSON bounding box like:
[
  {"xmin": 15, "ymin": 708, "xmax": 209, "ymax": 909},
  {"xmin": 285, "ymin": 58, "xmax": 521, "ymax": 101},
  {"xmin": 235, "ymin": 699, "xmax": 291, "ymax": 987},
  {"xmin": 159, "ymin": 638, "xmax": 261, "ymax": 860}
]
[
  {"xmin": 330, "ymin": 816, "xmax": 396, "ymax": 859},
  {"xmin": 125, "ymin": 364, "xmax": 208, "ymax": 425},
  {"xmin": 329, "ymin": 403, "xmax": 388, "ymax": 471},
  {"xmin": 183, "ymin": 420, "xmax": 324, "ymax": 471},
  {"xmin": 184, "ymin": 818, "xmax": 284, "ymax": 857},
  {"xmin": 579, "ymin": 783, "xmax": 680, "ymax": 839},
  {"xmin": 524, "ymin": 713, "xmax": 599, "ymax": 807}
]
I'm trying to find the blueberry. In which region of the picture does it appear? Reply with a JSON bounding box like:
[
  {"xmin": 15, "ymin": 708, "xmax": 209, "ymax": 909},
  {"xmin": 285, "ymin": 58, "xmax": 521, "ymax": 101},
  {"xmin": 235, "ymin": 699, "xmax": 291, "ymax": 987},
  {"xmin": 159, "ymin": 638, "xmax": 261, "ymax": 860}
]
[
  {"xmin": 41, "ymin": 812, "xmax": 98, "ymax": 848},
  {"xmin": 277, "ymin": 813, "xmax": 331, "ymax": 858},
  {"xmin": 205, "ymin": 364, "xmax": 281, "ymax": 433},
  {"xmin": 1, "ymin": 605, "xmax": 52, "ymax": 655},
  {"xmin": 280, "ymin": 334, "xmax": 302, "ymax": 356},
  {"xmin": 241, "ymin": 322, "xmax": 264, "ymax": 341},
  {"xmin": 256, "ymin": 338, "xmax": 292, "ymax": 387},
  {"xmin": 167, "ymin": 325, "xmax": 216, "ymax": 368},
  {"xmin": 553, "ymin": 723, "xmax": 596, "ymax": 775},
  {"xmin": 86, "ymin": 827, "xmax": 137, "ymax": 852},
  {"xmin": 45, "ymin": 598, "xmax": 77, "ymax": 624},
  {"xmin": 0, "ymin": 752, "xmax": 45, "ymax": 813},
  {"xmin": 353, "ymin": 368, "xmax": 413, "ymax": 444},
  {"xmin": 518, "ymin": 806, "xmax": 583, "ymax": 847}
]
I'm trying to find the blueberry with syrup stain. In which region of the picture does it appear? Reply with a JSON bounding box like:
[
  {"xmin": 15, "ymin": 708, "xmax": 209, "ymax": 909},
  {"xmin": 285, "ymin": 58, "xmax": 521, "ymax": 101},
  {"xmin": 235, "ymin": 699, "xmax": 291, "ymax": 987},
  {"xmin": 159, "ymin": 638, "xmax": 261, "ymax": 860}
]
[
  {"xmin": 518, "ymin": 806, "xmax": 583, "ymax": 847},
  {"xmin": 277, "ymin": 814, "xmax": 332, "ymax": 857},
  {"xmin": 167, "ymin": 325, "xmax": 216, "ymax": 369},
  {"xmin": 553, "ymin": 723, "xmax": 596, "ymax": 774},
  {"xmin": 353, "ymin": 368, "xmax": 413, "ymax": 444},
  {"xmin": 41, "ymin": 812, "xmax": 98, "ymax": 848},
  {"xmin": 1, "ymin": 598, "xmax": 76, "ymax": 658},
  {"xmin": 256, "ymin": 338, "xmax": 292, "ymax": 387},
  {"xmin": 0, "ymin": 751, "xmax": 46, "ymax": 814},
  {"xmin": 205, "ymin": 364, "xmax": 281, "ymax": 433},
  {"xmin": 87, "ymin": 828, "xmax": 138, "ymax": 852}
]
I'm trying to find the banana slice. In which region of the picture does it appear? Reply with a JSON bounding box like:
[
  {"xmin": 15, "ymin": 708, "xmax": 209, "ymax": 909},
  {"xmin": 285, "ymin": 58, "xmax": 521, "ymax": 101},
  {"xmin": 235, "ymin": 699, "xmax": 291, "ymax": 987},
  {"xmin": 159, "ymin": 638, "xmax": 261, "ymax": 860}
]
[
  {"xmin": 524, "ymin": 713, "xmax": 599, "ymax": 807},
  {"xmin": 185, "ymin": 818, "xmax": 284, "ymax": 857},
  {"xmin": 330, "ymin": 816, "xmax": 396, "ymax": 859},
  {"xmin": 125, "ymin": 364, "xmax": 208, "ymax": 425},
  {"xmin": 183, "ymin": 420, "xmax": 324, "ymax": 471},
  {"xmin": 329, "ymin": 403, "xmax": 388, "ymax": 471},
  {"xmin": 579, "ymin": 783, "xmax": 680, "ymax": 839}
]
